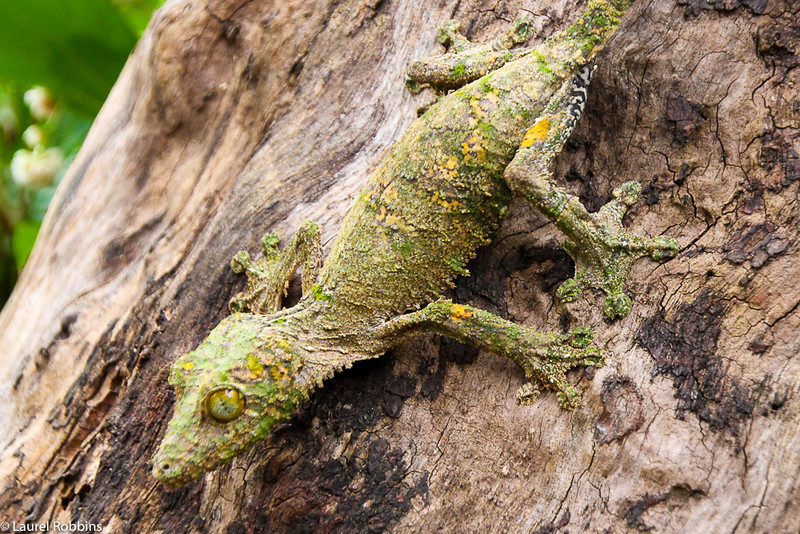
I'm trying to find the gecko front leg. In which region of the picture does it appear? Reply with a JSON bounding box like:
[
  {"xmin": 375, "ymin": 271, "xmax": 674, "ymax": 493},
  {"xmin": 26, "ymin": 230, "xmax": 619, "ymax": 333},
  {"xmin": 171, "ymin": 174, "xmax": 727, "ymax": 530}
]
[
  {"xmin": 505, "ymin": 67, "xmax": 680, "ymax": 319},
  {"xmin": 374, "ymin": 301, "xmax": 603, "ymax": 408},
  {"xmin": 229, "ymin": 221, "xmax": 323, "ymax": 314},
  {"xmin": 407, "ymin": 17, "xmax": 535, "ymax": 93}
]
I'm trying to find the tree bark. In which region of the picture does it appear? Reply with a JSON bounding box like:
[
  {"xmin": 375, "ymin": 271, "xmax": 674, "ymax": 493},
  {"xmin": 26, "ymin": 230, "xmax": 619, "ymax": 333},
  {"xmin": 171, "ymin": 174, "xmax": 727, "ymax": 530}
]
[{"xmin": 1, "ymin": 0, "xmax": 798, "ymax": 532}]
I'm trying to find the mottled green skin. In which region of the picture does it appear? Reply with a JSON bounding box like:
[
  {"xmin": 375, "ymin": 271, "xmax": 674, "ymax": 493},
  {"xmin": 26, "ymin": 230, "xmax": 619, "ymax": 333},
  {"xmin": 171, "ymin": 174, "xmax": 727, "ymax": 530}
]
[
  {"xmin": 154, "ymin": 0, "xmax": 679, "ymax": 488},
  {"xmin": 321, "ymin": 0, "xmax": 633, "ymax": 322},
  {"xmin": 154, "ymin": 314, "xmax": 309, "ymax": 485}
]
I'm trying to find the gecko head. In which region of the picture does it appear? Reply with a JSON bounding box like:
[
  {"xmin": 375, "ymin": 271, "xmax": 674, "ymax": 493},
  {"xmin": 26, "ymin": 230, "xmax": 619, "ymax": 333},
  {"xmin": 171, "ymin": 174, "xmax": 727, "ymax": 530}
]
[{"xmin": 152, "ymin": 313, "xmax": 309, "ymax": 487}]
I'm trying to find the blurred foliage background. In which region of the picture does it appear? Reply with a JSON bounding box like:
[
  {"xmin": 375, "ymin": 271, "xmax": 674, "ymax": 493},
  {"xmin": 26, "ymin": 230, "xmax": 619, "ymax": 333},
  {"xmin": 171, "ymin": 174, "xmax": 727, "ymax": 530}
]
[{"xmin": 0, "ymin": 0, "xmax": 164, "ymax": 308}]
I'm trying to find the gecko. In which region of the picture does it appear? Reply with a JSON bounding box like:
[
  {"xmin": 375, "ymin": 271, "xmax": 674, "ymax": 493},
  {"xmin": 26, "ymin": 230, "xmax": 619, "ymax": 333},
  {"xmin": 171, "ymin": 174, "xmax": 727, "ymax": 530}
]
[{"xmin": 153, "ymin": 0, "xmax": 679, "ymax": 487}]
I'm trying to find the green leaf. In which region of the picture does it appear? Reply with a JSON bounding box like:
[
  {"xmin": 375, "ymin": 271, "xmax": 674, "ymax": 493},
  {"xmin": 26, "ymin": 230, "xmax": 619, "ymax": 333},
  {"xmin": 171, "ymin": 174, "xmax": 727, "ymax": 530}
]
[
  {"xmin": 113, "ymin": 0, "xmax": 166, "ymax": 37},
  {"xmin": 12, "ymin": 218, "xmax": 41, "ymax": 270},
  {"xmin": 0, "ymin": 0, "xmax": 139, "ymax": 116}
]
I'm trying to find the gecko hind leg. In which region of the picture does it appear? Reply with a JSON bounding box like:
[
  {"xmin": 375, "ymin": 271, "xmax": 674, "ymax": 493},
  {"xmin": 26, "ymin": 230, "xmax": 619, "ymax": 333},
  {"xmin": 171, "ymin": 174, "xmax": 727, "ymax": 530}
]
[
  {"xmin": 229, "ymin": 221, "xmax": 323, "ymax": 314},
  {"xmin": 504, "ymin": 69, "xmax": 680, "ymax": 320},
  {"xmin": 407, "ymin": 17, "xmax": 535, "ymax": 94},
  {"xmin": 374, "ymin": 301, "xmax": 604, "ymax": 409},
  {"xmin": 555, "ymin": 182, "xmax": 680, "ymax": 319}
]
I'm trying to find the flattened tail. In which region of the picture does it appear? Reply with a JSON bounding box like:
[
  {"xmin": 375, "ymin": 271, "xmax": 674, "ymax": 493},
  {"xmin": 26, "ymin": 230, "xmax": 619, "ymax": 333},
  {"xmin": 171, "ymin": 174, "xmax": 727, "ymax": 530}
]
[{"xmin": 563, "ymin": 64, "xmax": 595, "ymax": 137}]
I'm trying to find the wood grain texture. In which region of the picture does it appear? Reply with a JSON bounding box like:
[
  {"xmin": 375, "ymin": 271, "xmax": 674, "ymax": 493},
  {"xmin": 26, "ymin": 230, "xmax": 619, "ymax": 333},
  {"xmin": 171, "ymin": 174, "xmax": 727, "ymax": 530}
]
[{"xmin": 0, "ymin": 0, "xmax": 798, "ymax": 532}]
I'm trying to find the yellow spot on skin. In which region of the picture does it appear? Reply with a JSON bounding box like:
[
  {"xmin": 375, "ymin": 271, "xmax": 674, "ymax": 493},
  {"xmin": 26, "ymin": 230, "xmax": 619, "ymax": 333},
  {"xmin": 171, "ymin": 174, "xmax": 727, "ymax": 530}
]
[
  {"xmin": 247, "ymin": 354, "xmax": 263, "ymax": 377},
  {"xmin": 445, "ymin": 157, "xmax": 458, "ymax": 170},
  {"xmin": 429, "ymin": 191, "xmax": 463, "ymax": 211},
  {"xmin": 271, "ymin": 366, "xmax": 284, "ymax": 381},
  {"xmin": 461, "ymin": 131, "xmax": 488, "ymax": 163},
  {"xmin": 451, "ymin": 304, "xmax": 473, "ymax": 320},
  {"xmin": 521, "ymin": 118, "xmax": 551, "ymax": 148},
  {"xmin": 182, "ymin": 362, "xmax": 194, "ymax": 371},
  {"xmin": 382, "ymin": 182, "xmax": 399, "ymax": 202},
  {"xmin": 470, "ymin": 98, "xmax": 487, "ymax": 120}
]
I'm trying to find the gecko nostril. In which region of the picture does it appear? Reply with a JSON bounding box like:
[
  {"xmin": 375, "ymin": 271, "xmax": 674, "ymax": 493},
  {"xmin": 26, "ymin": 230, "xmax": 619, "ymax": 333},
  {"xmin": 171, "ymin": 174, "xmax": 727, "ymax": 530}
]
[{"xmin": 162, "ymin": 463, "xmax": 170, "ymax": 471}]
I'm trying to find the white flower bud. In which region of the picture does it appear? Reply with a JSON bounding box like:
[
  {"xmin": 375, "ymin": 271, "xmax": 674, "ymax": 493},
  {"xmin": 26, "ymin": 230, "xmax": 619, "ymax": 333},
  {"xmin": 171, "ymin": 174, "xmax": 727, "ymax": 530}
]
[
  {"xmin": 23, "ymin": 86, "xmax": 55, "ymax": 122},
  {"xmin": 22, "ymin": 124, "xmax": 45, "ymax": 148},
  {"xmin": 10, "ymin": 146, "xmax": 64, "ymax": 187}
]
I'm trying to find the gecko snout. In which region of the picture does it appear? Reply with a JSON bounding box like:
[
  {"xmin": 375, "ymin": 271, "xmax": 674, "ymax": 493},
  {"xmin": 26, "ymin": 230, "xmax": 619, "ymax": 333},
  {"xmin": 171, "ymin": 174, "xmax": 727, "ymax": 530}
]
[
  {"xmin": 152, "ymin": 453, "xmax": 191, "ymax": 487},
  {"xmin": 152, "ymin": 433, "xmax": 198, "ymax": 487}
]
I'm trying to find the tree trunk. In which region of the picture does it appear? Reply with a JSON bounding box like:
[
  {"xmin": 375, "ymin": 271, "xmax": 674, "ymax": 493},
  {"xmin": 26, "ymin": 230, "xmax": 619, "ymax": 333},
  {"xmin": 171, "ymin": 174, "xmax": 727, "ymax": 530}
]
[{"xmin": 1, "ymin": 0, "xmax": 798, "ymax": 532}]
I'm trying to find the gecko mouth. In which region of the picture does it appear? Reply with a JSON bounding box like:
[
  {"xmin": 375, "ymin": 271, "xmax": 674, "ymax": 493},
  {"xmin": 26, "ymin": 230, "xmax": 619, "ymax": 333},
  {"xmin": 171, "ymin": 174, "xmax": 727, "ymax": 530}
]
[
  {"xmin": 152, "ymin": 448, "xmax": 202, "ymax": 488},
  {"xmin": 152, "ymin": 462, "xmax": 182, "ymax": 487},
  {"xmin": 151, "ymin": 429, "xmax": 220, "ymax": 487}
]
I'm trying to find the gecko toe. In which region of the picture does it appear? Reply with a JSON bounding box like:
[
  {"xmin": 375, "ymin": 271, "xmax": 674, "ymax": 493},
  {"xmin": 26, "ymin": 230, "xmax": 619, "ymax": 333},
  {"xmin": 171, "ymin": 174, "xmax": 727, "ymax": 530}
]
[{"xmin": 603, "ymin": 292, "xmax": 632, "ymax": 320}]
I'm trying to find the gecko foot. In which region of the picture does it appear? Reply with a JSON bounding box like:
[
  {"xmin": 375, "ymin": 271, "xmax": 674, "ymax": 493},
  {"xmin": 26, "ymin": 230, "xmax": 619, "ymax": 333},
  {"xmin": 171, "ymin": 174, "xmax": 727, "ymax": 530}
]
[
  {"xmin": 407, "ymin": 17, "xmax": 535, "ymax": 93},
  {"xmin": 230, "ymin": 221, "xmax": 322, "ymax": 314},
  {"xmin": 515, "ymin": 326, "xmax": 604, "ymax": 409},
  {"xmin": 556, "ymin": 181, "xmax": 680, "ymax": 319},
  {"xmin": 435, "ymin": 17, "xmax": 534, "ymax": 53}
]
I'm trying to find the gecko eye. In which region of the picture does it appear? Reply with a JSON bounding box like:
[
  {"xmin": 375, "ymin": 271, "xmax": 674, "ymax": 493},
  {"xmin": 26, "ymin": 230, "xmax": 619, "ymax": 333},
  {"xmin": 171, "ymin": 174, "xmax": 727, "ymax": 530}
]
[{"xmin": 204, "ymin": 387, "xmax": 245, "ymax": 422}]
